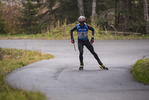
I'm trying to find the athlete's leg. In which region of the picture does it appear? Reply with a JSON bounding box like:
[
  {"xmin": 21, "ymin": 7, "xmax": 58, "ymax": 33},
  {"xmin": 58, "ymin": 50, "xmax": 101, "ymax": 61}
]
[
  {"xmin": 78, "ymin": 40, "xmax": 84, "ymax": 66},
  {"xmin": 84, "ymin": 40, "xmax": 103, "ymax": 66}
]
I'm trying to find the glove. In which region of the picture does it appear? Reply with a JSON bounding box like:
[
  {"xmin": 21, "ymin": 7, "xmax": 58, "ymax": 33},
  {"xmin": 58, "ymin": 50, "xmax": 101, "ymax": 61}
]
[
  {"xmin": 71, "ymin": 39, "xmax": 75, "ymax": 43},
  {"xmin": 90, "ymin": 36, "xmax": 94, "ymax": 44}
]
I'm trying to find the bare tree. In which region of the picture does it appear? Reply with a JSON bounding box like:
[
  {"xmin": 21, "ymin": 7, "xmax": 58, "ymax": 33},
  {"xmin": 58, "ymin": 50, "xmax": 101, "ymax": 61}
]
[
  {"xmin": 77, "ymin": 0, "xmax": 84, "ymax": 16},
  {"xmin": 92, "ymin": 0, "xmax": 97, "ymax": 22},
  {"xmin": 143, "ymin": 0, "xmax": 149, "ymax": 34}
]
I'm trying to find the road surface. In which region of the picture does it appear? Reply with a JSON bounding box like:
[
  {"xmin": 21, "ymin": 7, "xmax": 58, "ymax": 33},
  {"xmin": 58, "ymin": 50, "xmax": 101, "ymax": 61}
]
[{"xmin": 0, "ymin": 40, "xmax": 149, "ymax": 100}]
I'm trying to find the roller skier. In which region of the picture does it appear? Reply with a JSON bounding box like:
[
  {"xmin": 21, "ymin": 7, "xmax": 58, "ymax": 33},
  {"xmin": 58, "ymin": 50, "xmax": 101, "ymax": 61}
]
[{"xmin": 70, "ymin": 16, "xmax": 108, "ymax": 70}]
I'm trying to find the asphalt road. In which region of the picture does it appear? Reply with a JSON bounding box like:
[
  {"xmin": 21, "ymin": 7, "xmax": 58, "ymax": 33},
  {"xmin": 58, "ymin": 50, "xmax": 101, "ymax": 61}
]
[{"xmin": 0, "ymin": 40, "xmax": 149, "ymax": 100}]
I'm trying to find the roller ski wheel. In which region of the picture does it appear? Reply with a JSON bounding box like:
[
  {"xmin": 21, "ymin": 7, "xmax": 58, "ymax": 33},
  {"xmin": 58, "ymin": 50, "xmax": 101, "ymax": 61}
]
[
  {"xmin": 79, "ymin": 65, "xmax": 84, "ymax": 70},
  {"xmin": 100, "ymin": 65, "xmax": 108, "ymax": 70}
]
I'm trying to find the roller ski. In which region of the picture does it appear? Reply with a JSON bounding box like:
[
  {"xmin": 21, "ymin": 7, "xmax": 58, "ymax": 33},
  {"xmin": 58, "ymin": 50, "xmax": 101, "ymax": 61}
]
[
  {"xmin": 79, "ymin": 65, "xmax": 84, "ymax": 70},
  {"xmin": 100, "ymin": 64, "xmax": 108, "ymax": 70}
]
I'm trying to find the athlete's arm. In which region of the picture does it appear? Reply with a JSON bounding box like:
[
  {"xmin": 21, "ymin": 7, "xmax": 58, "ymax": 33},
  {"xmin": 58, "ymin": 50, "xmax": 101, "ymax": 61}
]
[
  {"xmin": 70, "ymin": 26, "xmax": 77, "ymax": 40},
  {"xmin": 87, "ymin": 24, "xmax": 94, "ymax": 43},
  {"xmin": 88, "ymin": 25, "xmax": 94, "ymax": 37}
]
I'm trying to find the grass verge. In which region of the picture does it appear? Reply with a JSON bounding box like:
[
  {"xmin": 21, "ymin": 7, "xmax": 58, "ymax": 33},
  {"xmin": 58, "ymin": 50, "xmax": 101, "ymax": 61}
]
[
  {"xmin": 0, "ymin": 23, "xmax": 149, "ymax": 40},
  {"xmin": 0, "ymin": 48, "xmax": 54, "ymax": 100},
  {"xmin": 131, "ymin": 58, "xmax": 149, "ymax": 85}
]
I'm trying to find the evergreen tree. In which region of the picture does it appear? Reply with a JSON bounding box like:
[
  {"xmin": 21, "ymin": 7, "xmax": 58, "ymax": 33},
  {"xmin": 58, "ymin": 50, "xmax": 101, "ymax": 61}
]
[
  {"xmin": 44, "ymin": 0, "xmax": 79, "ymax": 27},
  {"xmin": 0, "ymin": 2, "xmax": 9, "ymax": 34},
  {"xmin": 0, "ymin": 17, "xmax": 9, "ymax": 34},
  {"xmin": 19, "ymin": 0, "xmax": 44, "ymax": 34},
  {"xmin": 56, "ymin": 0, "xmax": 79, "ymax": 24},
  {"xmin": 114, "ymin": 0, "xmax": 146, "ymax": 33}
]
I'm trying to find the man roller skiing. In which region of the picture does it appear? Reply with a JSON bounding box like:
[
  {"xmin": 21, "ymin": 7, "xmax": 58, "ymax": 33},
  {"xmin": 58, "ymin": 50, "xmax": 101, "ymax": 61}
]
[{"xmin": 70, "ymin": 16, "xmax": 108, "ymax": 70}]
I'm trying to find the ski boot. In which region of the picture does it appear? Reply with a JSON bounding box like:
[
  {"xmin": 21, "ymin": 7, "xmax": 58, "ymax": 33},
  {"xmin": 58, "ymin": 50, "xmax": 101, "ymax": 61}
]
[
  {"xmin": 100, "ymin": 64, "xmax": 108, "ymax": 70},
  {"xmin": 79, "ymin": 65, "xmax": 84, "ymax": 70}
]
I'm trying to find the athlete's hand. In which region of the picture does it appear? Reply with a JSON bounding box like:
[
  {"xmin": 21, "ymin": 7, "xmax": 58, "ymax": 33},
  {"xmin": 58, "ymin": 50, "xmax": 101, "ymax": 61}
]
[
  {"xmin": 90, "ymin": 37, "xmax": 94, "ymax": 44},
  {"xmin": 71, "ymin": 39, "xmax": 75, "ymax": 43}
]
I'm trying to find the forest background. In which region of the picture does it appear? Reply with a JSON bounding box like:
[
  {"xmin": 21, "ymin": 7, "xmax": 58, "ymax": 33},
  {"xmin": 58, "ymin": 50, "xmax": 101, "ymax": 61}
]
[{"xmin": 0, "ymin": 0, "xmax": 149, "ymax": 38}]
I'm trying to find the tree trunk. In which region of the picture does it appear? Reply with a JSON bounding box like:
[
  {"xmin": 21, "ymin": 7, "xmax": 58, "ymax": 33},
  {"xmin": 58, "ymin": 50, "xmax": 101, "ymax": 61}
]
[
  {"xmin": 92, "ymin": 0, "xmax": 97, "ymax": 22},
  {"xmin": 77, "ymin": 0, "xmax": 84, "ymax": 16},
  {"xmin": 115, "ymin": 0, "xmax": 120, "ymax": 29},
  {"xmin": 128, "ymin": 0, "xmax": 132, "ymax": 20},
  {"xmin": 143, "ymin": 0, "xmax": 149, "ymax": 34},
  {"xmin": 138, "ymin": 0, "xmax": 144, "ymax": 21}
]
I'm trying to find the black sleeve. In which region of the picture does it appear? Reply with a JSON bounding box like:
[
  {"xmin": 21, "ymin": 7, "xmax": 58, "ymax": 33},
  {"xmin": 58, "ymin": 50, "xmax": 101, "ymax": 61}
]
[
  {"xmin": 88, "ymin": 25, "xmax": 94, "ymax": 37},
  {"xmin": 70, "ymin": 26, "xmax": 77, "ymax": 39}
]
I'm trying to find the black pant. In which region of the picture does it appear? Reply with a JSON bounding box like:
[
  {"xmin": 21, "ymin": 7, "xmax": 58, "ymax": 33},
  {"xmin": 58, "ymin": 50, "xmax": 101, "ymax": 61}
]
[{"xmin": 78, "ymin": 39, "xmax": 103, "ymax": 66}]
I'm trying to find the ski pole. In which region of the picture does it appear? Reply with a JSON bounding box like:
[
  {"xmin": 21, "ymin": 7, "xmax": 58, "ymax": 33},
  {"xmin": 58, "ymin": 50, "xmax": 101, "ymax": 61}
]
[{"xmin": 73, "ymin": 43, "xmax": 76, "ymax": 51}]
